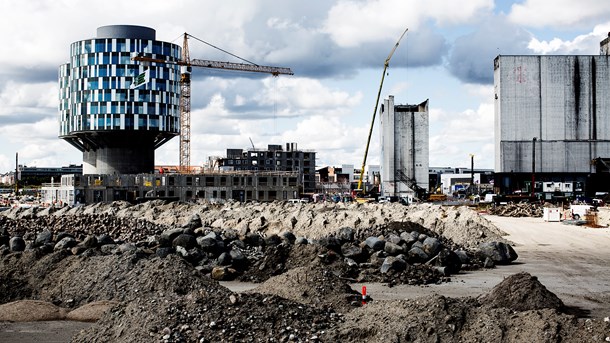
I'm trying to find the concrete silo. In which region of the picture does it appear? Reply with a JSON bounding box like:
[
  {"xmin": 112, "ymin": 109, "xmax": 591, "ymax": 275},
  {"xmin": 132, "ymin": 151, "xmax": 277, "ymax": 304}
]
[
  {"xmin": 494, "ymin": 53, "xmax": 610, "ymax": 196},
  {"xmin": 59, "ymin": 25, "xmax": 181, "ymax": 174},
  {"xmin": 380, "ymin": 95, "xmax": 429, "ymax": 199}
]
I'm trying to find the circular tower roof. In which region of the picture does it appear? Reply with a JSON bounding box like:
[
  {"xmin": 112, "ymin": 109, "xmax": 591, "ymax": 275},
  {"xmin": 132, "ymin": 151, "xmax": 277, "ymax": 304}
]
[{"xmin": 96, "ymin": 25, "xmax": 155, "ymax": 40}]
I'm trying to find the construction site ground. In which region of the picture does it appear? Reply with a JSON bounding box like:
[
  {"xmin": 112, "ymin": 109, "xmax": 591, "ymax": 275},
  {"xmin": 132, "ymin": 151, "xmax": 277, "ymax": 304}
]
[{"xmin": 1, "ymin": 205, "xmax": 610, "ymax": 342}]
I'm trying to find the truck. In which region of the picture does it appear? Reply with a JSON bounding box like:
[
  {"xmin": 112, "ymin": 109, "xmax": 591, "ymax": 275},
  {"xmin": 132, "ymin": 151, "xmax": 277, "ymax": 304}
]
[{"xmin": 570, "ymin": 204, "xmax": 592, "ymax": 220}]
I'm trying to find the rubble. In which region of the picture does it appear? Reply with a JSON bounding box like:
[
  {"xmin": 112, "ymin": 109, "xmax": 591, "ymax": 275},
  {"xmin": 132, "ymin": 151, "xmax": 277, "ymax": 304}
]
[{"xmin": 487, "ymin": 202, "xmax": 544, "ymax": 217}]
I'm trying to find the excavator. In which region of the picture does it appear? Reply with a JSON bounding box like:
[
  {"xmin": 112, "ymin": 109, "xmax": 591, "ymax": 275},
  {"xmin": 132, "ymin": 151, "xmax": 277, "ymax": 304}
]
[{"xmin": 354, "ymin": 27, "xmax": 408, "ymax": 204}]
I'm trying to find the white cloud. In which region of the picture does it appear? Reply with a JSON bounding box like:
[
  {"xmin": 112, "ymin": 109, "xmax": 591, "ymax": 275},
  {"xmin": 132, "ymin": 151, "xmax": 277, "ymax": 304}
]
[
  {"xmin": 508, "ymin": 0, "xmax": 610, "ymax": 28},
  {"xmin": 528, "ymin": 22, "xmax": 610, "ymax": 54},
  {"xmin": 323, "ymin": 0, "xmax": 493, "ymax": 47}
]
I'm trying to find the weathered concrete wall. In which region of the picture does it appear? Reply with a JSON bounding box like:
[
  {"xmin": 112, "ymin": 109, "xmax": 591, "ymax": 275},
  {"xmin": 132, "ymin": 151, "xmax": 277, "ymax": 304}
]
[{"xmin": 494, "ymin": 55, "xmax": 610, "ymax": 173}]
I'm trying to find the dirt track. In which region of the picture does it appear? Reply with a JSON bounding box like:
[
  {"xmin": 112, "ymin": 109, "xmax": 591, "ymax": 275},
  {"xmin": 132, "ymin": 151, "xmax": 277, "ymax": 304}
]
[{"xmin": 355, "ymin": 215, "xmax": 610, "ymax": 318}]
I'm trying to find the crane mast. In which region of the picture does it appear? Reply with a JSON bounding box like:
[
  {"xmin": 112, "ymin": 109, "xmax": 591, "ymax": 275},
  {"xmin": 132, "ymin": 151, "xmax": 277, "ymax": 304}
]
[
  {"xmin": 131, "ymin": 33, "xmax": 293, "ymax": 172},
  {"xmin": 180, "ymin": 33, "xmax": 192, "ymax": 172},
  {"xmin": 356, "ymin": 27, "xmax": 408, "ymax": 197}
]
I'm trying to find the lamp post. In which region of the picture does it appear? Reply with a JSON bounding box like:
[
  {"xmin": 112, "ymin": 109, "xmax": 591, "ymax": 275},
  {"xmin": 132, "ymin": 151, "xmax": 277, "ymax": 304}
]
[
  {"xmin": 532, "ymin": 137, "xmax": 537, "ymax": 198},
  {"xmin": 469, "ymin": 154, "xmax": 474, "ymax": 195}
]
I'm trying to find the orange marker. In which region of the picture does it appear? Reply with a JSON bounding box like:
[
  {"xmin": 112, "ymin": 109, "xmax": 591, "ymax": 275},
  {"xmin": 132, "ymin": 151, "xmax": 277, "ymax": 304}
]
[{"xmin": 362, "ymin": 285, "xmax": 367, "ymax": 305}]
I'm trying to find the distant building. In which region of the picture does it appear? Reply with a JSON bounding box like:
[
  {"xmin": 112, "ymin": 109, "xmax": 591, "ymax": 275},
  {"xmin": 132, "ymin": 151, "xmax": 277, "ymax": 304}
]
[
  {"xmin": 3, "ymin": 164, "xmax": 83, "ymax": 186},
  {"xmin": 41, "ymin": 171, "xmax": 300, "ymax": 205},
  {"xmin": 380, "ymin": 95, "xmax": 429, "ymax": 199},
  {"xmin": 214, "ymin": 143, "xmax": 316, "ymax": 193},
  {"xmin": 494, "ymin": 40, "xmax": 610, "ymax": 197}
]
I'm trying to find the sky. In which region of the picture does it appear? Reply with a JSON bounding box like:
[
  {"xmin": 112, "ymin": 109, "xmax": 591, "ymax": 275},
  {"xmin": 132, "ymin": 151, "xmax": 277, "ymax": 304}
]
[{"xmin": 1, "ymin": 0, "xmax": 610, "ymax": 174}]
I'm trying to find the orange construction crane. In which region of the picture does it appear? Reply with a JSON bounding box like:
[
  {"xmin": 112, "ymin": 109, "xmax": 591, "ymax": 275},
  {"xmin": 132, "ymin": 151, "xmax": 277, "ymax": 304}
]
[{"xmin": 132, "ymin": 33, "xmax": 293, "ymax": 172}]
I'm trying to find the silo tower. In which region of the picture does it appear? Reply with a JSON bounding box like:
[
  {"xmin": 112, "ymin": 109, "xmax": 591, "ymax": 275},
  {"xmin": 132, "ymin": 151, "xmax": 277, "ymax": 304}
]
[{"xmin": 59, "ymin": 25, "xmax": 181, "ymax": 174}]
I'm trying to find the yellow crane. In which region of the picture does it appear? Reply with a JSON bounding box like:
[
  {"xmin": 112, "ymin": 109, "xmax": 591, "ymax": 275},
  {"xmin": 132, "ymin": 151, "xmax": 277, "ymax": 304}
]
[
  {"xmin": 355, "ymin": 27, "xmax": 408, "ymax": 202},
  {"xmin": 132, "ymin": 33, "xmax": 293, "ymax": 172}
]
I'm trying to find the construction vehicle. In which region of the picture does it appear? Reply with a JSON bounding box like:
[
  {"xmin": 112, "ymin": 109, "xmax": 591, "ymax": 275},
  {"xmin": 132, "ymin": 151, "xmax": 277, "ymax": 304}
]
[
  {"xmin": 354, "ymin": 27, "xmax": 408, "ymax": 203},
  {"xmin": 132, "ymin": 33, "xmax": 293, "ymax": 172}
]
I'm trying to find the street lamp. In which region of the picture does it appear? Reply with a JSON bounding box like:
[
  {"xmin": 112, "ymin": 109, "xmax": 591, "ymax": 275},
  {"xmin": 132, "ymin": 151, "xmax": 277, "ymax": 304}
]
[{"xmin": 469, "ymin": 154, "xmax": 475, "ymax": 195}]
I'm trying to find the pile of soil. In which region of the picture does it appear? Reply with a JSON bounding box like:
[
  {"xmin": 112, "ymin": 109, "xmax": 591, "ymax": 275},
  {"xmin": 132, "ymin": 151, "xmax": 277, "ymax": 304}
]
[{"xmin": 479, "ymin": 272, "xmax": 565, "ymax": 311}]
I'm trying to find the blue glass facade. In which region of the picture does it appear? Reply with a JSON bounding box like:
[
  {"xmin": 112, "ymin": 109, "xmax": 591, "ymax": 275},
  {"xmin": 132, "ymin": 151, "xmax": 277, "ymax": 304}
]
[{"xmin": 59, "ymin": 25, "xmax": 182, "ymax": 174}]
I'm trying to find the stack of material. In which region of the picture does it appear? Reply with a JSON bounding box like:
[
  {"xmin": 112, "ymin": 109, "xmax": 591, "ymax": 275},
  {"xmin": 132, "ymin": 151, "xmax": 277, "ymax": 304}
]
[{"xmin": 488, "ymin": 203, "xmax": 543, "ymax": 217}]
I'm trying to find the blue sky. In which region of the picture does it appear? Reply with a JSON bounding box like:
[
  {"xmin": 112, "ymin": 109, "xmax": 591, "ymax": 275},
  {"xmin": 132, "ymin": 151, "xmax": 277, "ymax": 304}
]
[{"xmin": 1, "ymin": 0, "xmax": 610, "ymax": 174}]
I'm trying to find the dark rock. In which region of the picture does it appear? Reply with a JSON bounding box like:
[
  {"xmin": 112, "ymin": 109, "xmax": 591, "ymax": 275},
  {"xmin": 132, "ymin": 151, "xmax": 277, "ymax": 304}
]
[
  {"xmin": 364, "ymin": 237, "xmax": 386, "ymax": 252},
  {"xmin": 55, "ymin": 232, "xmax": 75, "ymax": 243},
  {"xmin": 408, "ymin": 246, "xmax": 429, "ymax": 263},
  {"xmin": 54, "ymin": 237, "xmax": 77, "ymax": 251},
  {"xmin": 264, "ymin": 234, "xmax": 282, "ymax": 246},
  {"xmin": 156, "ymin": 247, "xmax": 174, "ymax": 258},
  {"xmin": 318, "ymin": 237, "xmax": 341, "ymax": 253},
  {"xmin": 336, "ymin": 227, "xmax": 355, "ymax": 243},
  {"xmin": 172, "ymin": 234, "xmax": 197, "ymax": 250},
  {"xmin": 217, "ymin": 252, "xmax": 232, "ymax": 266},
  {"xmin": 279, "ymin": 231, "xmax": 296, "ymax": 244},
  {"xmin": 380, "ymin": 256, "xmax": 407, "ymax": 274},
  {"xmin": 341, "ymin": 243, "xmax": 367, "ymax": 263},
  {"xmin": 422, "ymin": 237, "xmax": 441, "ymax": 256},
  {"xmin": 9, "ymin": 236, "xmax": 25, "ymax": 252},
  {"xmin": 97, "ymin": 234, "xmax": 115, "ymax": 246},
  {"xmin": 243, "ymin": 233, "xmax": 265, "ymax": 247},
  {"xmin": 197, "ymin": 236, "xmax": 222, "ymax": 255},
  {"xmin": 80, "ymin": 235, "xmax": 98, "ymax": 249},
  {"xmin": 384, "ymin": 241, "xmax": 404, "ymax": 256},
  {"xmin": 71, "ymin": 246, "xmax": 87, "ymax": 255},
  {"xmin": 34, "ymin": 230, "xmax": 53, "ymax": 247},
  {"xmin": 159, "ymin": 228, "xmax": 184, "ymax": 247},
  {"xmin": 38, "ymin": 243, "xmax": 55, "ymax": 254},
  {"xmin": 185, "ymin": 213, "xmax": 202, "ymax": 230},
  {"xmin": 229, "ymin": 239, "xmax": 246, "ymax": 250},
  {"xmin": 436, "ymin": 249, "xmax": 462, "ymax": 275},
  {"xmin": 229, "ymin": 248, "xmax": 247, "ymax": 269},
  {"xmin": 222, "ymin": 228, "xmax": 238, "ymax": 242},
  {"xmin": 418, "ymin": 233, "xmax": 428, "ymax": 242},
  {"xmin": 100, "ymin": 244, "xmax": 119, "ymax": 255},
  {"xmin": 478, "ymin": 242, "xmax": 518, "ymax": 264},
  {"xmin": 454, "ymin": 250, "xmax": 470, "ymax": 264},
  {"xmin": 483, "ymin": 257, "xmax": 495, "ymax": 268}
]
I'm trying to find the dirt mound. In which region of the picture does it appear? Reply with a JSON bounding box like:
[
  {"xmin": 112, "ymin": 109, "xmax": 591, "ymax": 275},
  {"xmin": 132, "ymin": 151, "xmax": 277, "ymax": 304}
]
[
  {"xmin": 479, "ymin": 272, "xmax": 565, "ymax": 312},
  {"xmin": 0, "ymin": 300, "xmax": 67, "ymax": 322},
  {"xmin": 250, "ymin": 265, "xmax": 361, "ymax": 313},
  {"xmin": 73, "ymin": 288, "xmax": 343, "ymax": 342},
  {"xmin": 66, "ymin": 300, "xmax": 119, "ymax": 322}
]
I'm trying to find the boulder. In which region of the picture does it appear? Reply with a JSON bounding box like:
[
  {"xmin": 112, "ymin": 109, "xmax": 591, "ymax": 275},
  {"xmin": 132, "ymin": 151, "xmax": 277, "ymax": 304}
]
[
  {"xmin": 384, "ymin": 241, "xmax": 404, "ymax": 256},
  {"xmin": 364, "ymin": 236, "xmax": 386, "ymax": 252},
  {"xmin": 407, "ymin": 246, "xmax": 429, "ymax": 263},
  {"xmin": 156, "ymin": 247, "xmax": 174, "ymax": 258},
  {"xmin": 54, "ymin": 237, "xmax": 77, "ymax": 251},
  {"xmin": 211, "ymin": 266, "xmax": 237, "ymax": 281},
  {"xmin": 387, "ymin": 233, "xmax": 402, "ymax": 245},
  {"xmin": 217, "ymin": 252, "xmax": 232, "ymax": 266},
  {"xmin": 34, "ymin": 230, "xmax": 53, "ymax": 247},
  {"xmin": 400, "ymin": 231, "xmax": 417, "ymax": 245},
  {"xmin": 380, "ymin": 256, "xmax": 407, "ymax": 274},
  {"xmin": 422, "ymin": 237, "xmax": 441, "ymax": 256},
  {"xmin": 9, "ymin": 236, "xmax": 25, "ymax": 252},
  {"xmin": 159, "ymin": 228, "xmax": 184, "ymax": 247},
  {"xmin": 341, "ymin": 243, "xmax": 367, "ymax": 263},
  {"xmin": 264, "ymin": 234, "xmax": 282, "ymax": 246},
  {"xmin": 184, "ymin": 213, "xmax": 202, "ymax": 230},
  {"xmin": 318, "ymin": 237, "xmax": 341, "ymax": 253},
  {"xmin": 279, "ymin": 231, "xmax": 296, "ymax": 244},
  {"xmin": 97, "ymin": 234, "xmax": 115, "ymax": 246},
  {"xmin": 55, "ymin": 232, "xmax": 75, "ymax": 243},
  {"xmin": 436, "ymin": 249, "xmax": 462, "ymax": 275},
  {"xmin": 172, "ymin": 234, "xmax": 197, "ymax": 250},
  {"xmin": 477, "ymin": 242, "xmax": 518, "ymax": 264},
  {"xmin": 229, "ymin": 248, "xmax": 247, "ymax": 269},
  {"xmin": 336, "ymin": 227, "xmax": 355, "ymax": 243},
  {"xmin": 454, "ymin": 250, "xmax": 470, "ymax": 264},
  {"xmin": 243, "ymin": 233, "xmax": 265, "ymax": 247},
  {"xmin": 295, "ymin": 237, "xmax": 308, "ymax": 245},
  {"xmin": 80, "ymin": 235, "xmax": 98, "ymax": 249}
]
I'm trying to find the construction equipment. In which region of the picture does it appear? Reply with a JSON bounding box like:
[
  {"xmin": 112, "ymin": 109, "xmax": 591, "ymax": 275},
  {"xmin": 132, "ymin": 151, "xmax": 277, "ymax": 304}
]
[
  {"xmin": 355, "ymin": 27, "xmax": 408, "ymax": 202},
  {"xmin": 132, "ymin": 33, "xmax": 293, "ymax": 172}
]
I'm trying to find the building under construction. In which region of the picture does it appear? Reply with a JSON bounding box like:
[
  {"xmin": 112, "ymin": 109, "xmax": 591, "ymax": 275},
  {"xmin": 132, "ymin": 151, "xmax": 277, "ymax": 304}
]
[
  {"xmin": 380, "ymin": 95, "xmax": 429, "ymax": 199},
  {"xmin": 494, "ymin": 36, "xmax": 610, "ymax": 198}
]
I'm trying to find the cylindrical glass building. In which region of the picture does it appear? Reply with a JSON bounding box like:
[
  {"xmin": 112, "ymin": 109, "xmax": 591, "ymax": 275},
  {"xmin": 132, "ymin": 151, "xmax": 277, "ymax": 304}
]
[{"xmin": 59, "ymin": 25, "xmax": 181, "ymax": 174}]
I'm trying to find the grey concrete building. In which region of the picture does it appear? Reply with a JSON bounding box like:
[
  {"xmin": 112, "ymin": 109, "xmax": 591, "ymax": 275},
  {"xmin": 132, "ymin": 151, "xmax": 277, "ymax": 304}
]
[
  {"xmin": 494, "ymin": 47, "xmax": 610, "ymax": 197},
  {"xmin": 380, "ymin": 95, "xmax": 429, "ymax": 199},
  {"xmin": 215, "ymin": 143, "xmax": 316, "ymax": 194}
]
